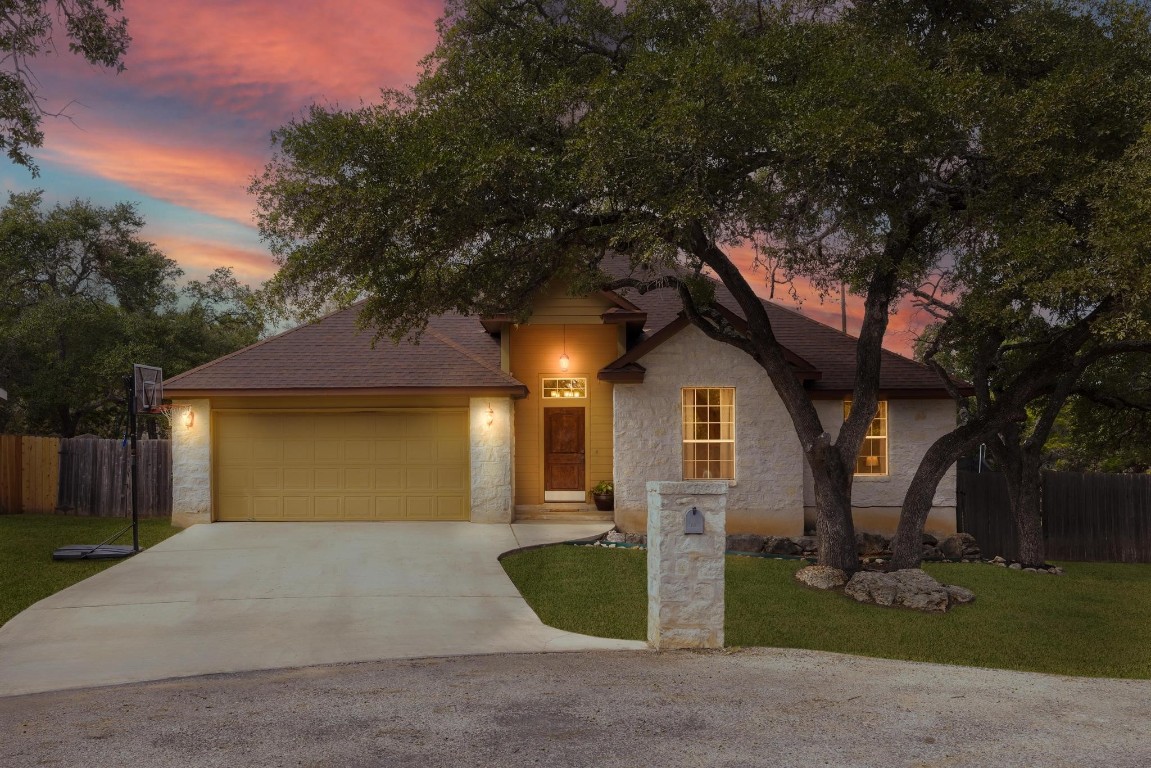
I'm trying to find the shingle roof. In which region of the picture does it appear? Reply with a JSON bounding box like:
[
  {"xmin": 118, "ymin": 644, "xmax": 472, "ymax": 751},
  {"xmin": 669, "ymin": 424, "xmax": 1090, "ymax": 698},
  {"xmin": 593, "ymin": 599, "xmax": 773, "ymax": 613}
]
[
  {"xmin": 166, "ymin": 257, "xmax": 949, "ymax": 397},
  {"xmin": 601, "ymin": 256, "xmax": 948, "ymax": 395},
  {"xmin": 165, "ymin": 306, "xmax": 525, "ymax": 394}
]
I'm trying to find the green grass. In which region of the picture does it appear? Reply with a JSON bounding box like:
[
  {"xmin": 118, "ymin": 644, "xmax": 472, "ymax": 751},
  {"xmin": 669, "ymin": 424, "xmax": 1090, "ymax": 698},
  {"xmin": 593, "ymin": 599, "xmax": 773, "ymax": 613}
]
[
  {"xmin": 501, "ymin": 546, "xmax": 1151, "ymax": 679},
  {"xmin": 0, "ymin": 514, "xmax": 179, "ymax": 627}
]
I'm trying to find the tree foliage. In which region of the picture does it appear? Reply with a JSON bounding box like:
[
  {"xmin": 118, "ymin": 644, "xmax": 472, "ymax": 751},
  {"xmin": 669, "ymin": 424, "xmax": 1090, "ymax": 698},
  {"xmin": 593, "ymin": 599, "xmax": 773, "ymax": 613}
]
[
  {"xmin": 0, "ymin": 0, "xmax": 130, "ymax": 171},
  {"xmin": 253, "ymin": 0, "xmax": 1151, "ymax": 571},
  {"xmin": 0, "ymin": 191, "xmax": 266, "ymax": 436}
]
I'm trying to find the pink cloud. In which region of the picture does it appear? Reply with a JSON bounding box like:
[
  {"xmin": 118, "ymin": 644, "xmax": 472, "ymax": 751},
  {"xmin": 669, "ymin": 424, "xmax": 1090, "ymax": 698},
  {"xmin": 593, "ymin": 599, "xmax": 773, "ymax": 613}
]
[
  {"xmin": 153, "ymin": 235, "xmax": 276, "ymax": 284},
  {"xmin": 119, "ymin": 1, "xmax": 442, "ymax": 122},
  {"xmin": 40, "ymin": 120, "xmax": 264, "ymax": 226}
]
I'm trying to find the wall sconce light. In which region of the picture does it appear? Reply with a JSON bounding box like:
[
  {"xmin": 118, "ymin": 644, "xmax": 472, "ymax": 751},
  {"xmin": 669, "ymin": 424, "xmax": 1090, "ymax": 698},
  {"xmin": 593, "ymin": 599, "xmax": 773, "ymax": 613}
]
[
  {"xmin": 486, "ymin": 403, "xmax": 495, "ymax": 428},
  {"xmin": 183, "ymin": 408, "xmax": 195, "ymax": 429}
]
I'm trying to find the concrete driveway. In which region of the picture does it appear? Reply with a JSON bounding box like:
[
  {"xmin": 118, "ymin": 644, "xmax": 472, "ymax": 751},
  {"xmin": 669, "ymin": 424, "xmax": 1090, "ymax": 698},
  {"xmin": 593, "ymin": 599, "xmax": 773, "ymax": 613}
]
[{"xmin": 0, "ymin": 522, "xmax": 644, "ymax": 696}]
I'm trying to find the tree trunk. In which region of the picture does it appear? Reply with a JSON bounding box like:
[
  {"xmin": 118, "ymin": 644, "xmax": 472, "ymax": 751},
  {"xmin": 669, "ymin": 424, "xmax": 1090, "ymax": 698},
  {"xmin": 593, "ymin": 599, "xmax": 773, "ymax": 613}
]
[
  {"xmin": 808, "ymin": 446, "xmax": 859, "ymax": 572},
  {"xmin": 1012, "ymin": 473, "xmax": 1046, "ymax": 567},
  {"xmin": 992, "ymin": 433, "xmax": 1047, "ymax": 568},
  {"xmin": 890, "ymin": 425, "xmax": 987, "ymax": 569}
]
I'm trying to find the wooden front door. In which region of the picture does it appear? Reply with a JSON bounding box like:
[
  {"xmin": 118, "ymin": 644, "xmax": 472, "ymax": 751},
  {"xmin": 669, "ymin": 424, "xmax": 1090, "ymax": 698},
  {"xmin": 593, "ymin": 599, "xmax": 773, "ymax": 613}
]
[{"xmin": 544, "ymin": 408, "xmax": 585, "ymax": 496}]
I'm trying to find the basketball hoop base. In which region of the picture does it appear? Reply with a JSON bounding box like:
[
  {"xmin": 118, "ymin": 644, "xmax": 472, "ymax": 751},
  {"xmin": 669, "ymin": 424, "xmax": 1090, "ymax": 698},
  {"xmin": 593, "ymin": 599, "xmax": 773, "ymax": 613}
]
[{"xmin": 52, "ymin": 544, "xmax": 137, "ymax": 561}]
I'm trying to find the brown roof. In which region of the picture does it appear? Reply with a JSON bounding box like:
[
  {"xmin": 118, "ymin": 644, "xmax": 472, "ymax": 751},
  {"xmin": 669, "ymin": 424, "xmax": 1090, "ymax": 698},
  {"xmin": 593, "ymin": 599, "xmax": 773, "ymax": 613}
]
[
  {"xmin": 601, "ymin": 257, "xmax": 949, "ymax": 395},
  {"xmin": 167, "ymin": 257, "xmax": 950, "ymax": 398},
  {"xmin": 165, "ymin": 306, "xmax": 526, "ymax": 395}
]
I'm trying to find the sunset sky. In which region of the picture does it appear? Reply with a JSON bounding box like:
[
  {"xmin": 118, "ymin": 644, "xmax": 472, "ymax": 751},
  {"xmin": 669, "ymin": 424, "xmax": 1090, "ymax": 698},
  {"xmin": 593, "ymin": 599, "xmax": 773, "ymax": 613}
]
[{"xmin": 2, "ymin": 0, "xmax": 927, "ymax": 354}]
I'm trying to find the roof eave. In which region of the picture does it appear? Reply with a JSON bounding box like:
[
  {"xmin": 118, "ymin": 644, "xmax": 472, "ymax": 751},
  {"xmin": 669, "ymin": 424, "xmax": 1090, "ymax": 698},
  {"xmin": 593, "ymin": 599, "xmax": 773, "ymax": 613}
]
[{"xmin": 166, "ymin": 385, "xmax": 530, "ymax": 399}]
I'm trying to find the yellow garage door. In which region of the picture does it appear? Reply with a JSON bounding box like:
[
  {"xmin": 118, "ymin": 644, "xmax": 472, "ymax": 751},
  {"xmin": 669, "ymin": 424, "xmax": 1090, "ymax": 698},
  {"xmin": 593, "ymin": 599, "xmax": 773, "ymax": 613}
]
[{"xmin": 215, "ymin": 411, "xmax": 469, "ymax": 521}]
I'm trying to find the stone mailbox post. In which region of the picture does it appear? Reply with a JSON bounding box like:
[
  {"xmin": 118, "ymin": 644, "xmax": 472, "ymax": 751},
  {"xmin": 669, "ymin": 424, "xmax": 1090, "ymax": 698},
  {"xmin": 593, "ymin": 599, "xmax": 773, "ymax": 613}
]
[{"xmin": 646, "ymin": 481, "xmax": 728, "ymax": 649}]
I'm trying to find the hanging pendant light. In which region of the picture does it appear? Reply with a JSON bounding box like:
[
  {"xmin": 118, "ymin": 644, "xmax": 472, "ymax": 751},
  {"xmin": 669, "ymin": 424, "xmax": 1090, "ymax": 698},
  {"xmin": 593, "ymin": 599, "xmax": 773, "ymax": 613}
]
[{"xmin": 559, "ymin": 325, "xmax": 570, "ymax": 372}]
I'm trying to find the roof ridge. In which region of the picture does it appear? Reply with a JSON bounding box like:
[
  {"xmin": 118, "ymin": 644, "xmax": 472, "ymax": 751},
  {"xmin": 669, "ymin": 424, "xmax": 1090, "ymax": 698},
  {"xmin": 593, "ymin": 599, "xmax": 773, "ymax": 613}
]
[
  {"xmin": 424, "ymin": 323, "xmax": 519, "ymax": 383},
  {"xmin": 164, "ymin": 301, "xmax": 367, "ymax": 388}
]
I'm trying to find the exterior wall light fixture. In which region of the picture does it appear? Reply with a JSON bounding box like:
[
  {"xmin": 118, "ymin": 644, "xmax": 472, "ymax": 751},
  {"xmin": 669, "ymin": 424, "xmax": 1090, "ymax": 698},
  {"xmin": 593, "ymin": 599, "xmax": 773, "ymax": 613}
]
[
  {"xmin": 486, "ymin": 403, "xmax": 495, "ymax": 428},
  {"xmin": 559, "ymin": 325, "xmax": 570, "ymax": 372},
  {"xmin": 183, "ymin": 408, "xmax": 195, "ymax": 429}
]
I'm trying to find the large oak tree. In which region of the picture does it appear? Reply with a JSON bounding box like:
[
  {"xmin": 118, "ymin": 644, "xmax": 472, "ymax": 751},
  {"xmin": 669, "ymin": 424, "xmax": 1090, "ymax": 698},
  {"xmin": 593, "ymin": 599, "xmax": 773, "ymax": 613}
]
[{"xmin": 253, "ymin": 0, "xmax": 1151, "ymax": 572}]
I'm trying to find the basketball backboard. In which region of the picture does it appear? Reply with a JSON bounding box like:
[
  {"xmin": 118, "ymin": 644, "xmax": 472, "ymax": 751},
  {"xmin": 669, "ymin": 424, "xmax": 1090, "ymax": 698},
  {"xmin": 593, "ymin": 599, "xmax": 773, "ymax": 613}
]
[{"xmin": 133, "ymin": 365, "xmax": 164, "ymax": 414}]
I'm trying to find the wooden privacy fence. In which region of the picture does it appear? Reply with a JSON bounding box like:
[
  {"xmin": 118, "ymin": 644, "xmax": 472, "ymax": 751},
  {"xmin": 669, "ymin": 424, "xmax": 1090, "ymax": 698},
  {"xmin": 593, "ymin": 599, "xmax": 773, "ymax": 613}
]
[
  {"xmin": 957, "ymin": 469, "xmax": 1151, "ymax": 563},
  {"xmin": 57, "ymin": 438, "xmax": 172, "ymax": 518},
  {"xmin": 0, "ymin": 435, "xmax": 60, "ymax": 514},
  {"xmin": 0, "ymin": 435, "xmax": 171, "ymax": 517}
]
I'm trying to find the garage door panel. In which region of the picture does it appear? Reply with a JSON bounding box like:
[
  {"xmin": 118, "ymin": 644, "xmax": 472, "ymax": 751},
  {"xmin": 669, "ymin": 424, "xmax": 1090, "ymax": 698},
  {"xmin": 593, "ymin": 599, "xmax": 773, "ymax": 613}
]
[
  {"xmin": 374, "ymin": 467, "xmax": 402, "ymax": 490},
  {"xmin": 314, "ymin": 441, "xmax": 342, "ymax": 462},
  {"xmin": 283, "ymin": 470, "xmax": 313, "ymax": 491},
  {"xmin": 219, "ymin": 467, "xmax": 252, "ymax": 493},
  {"xmin": 219, "ymin": 494, "xmax": 250, "ymax": 519},
  {"xmin": 314, "ymin": 497, "xmax": 342, "ymax": 519},
  {"xmin": 252, "ymin": 496, "xmax": 282, "ymax": 520},
  {"xmin": 283, "ymin": 440, "xmax": 313, "ymax": 463},
  {"xmin": 344, "ymin": 496, "xmax": 372, "ymax": 518},
  {"xmin": 374, "ymin": 496, "xmax": 402, "ymax": 518},
  {"xmin": 314, "ymin": 468, "xmax": 341, "ymax": 490},
  {"xmin": 216, "ymin": 410, "xmax": 468, "ymax": 522},
  {"xmin": 405, "ymin": 439, "xmax": 436, "ymax": 463},
  {"xmin": 406, "ymin": 496, "xmax": 434, "ymax": 519},
  {"xmin": 345, "ymin": 440, "xmax": 371, "ymax": 462},
  {"xmin": 217, "ymin": 438, "xmax": 252, "ymax": 464},
  {"xmin": 251, "ymin": 468, "xmax": 282, "ymax": 491},
  {"xmin": 252, "ymin": 439, "xmax": 283, "ymax": 462},
  {"xmin": 345, "ymin": 467, "xmax": 372, "ymax": 490},
  {"xmin": 374, "ymin": 439, "xmax": 402, "ymax": 462},
  {"xmin": 283, "ymin": 496, "xmax": 312, "ymax": 518},
  {"xmin": 437, "ymin": 466, "xmax": 465, "ymax": 491},
  {"xmin": 405, "ymin": 467, "xmax": 435, "ymax": 491},
  {"xmin": 433, "ymin": 497, "xmax": 460, "ymax": 519}
]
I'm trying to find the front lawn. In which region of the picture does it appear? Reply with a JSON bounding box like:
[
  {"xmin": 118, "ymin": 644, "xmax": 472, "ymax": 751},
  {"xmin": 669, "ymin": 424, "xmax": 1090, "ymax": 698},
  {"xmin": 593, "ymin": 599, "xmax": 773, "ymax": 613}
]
[
  {"xmin": 501, "ymin": 546, "xmax": 1151, "ymax": 679},
  {"xmin": 0, "ymin": 514, "xmax": 179, "ymax": 627}
]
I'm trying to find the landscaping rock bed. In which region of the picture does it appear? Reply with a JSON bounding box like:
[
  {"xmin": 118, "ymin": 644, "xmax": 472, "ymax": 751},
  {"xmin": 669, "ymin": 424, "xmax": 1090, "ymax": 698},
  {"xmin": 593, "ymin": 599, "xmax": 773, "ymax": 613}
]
[{"xmin": 582, "ymin": 529, "xmax": 1064, "ymax": 575}]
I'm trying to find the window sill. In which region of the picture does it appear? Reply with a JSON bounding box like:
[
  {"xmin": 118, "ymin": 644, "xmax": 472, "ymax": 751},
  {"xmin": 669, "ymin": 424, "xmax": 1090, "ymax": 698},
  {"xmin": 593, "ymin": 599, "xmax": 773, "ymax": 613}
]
[{"xmin": 853, "ymin": 474, "xmax": 891, "ymax": 482}]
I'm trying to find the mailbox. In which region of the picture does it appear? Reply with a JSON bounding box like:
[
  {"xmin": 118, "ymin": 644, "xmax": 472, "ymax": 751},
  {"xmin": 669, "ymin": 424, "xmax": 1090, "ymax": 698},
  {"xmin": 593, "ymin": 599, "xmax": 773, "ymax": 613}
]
[{"xmin": 684, "ymin": 506, "xmax": 705, "ymax": 535}]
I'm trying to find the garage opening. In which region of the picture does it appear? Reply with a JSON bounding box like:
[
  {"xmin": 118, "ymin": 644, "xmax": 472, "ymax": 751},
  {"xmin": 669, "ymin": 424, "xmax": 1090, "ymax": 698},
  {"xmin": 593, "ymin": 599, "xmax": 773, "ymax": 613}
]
[{"xmin": 214, "ymin": 410, "xmax": 469, "ymax": 521}]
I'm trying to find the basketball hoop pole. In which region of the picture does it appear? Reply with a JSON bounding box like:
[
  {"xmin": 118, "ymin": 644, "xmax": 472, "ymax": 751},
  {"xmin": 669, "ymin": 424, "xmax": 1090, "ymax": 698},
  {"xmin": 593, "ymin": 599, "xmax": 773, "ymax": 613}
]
[{"xmin": 126, "ymin": 374, "xmax": 140, "ymax": 553}]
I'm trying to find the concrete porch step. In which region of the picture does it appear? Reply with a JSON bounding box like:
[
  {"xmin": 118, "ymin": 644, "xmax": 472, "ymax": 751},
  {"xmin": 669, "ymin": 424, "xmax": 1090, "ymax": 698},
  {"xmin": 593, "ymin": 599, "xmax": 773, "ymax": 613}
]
[{"xmin": 514, "ymin": 505, "xmax": 614, "ymax": 523}]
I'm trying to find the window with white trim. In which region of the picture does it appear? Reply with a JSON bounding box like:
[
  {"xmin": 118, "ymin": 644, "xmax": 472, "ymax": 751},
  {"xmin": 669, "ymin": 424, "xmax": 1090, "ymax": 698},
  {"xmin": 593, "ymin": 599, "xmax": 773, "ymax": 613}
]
[
  {"xmin": 682, "ymin": 387, "xmax": 735, "ymax": 480},
  {"xmin": 844, "ymin": 399, "xmax": 888, "ymax": 475},
  {"xmin": 543, "ymin": 377, "xmax": 587, "ymax": 399}
]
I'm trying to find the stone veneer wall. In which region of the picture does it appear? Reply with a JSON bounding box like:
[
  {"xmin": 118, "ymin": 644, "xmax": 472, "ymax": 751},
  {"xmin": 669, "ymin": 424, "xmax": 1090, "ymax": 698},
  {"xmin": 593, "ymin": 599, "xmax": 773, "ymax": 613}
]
[
  {"xmin": 613, "ymin": 325, "xmax": 804, "ymax": 536},
  {"xmin": 171, "ymin": 398, "xmax": 212, "ymax": 528},
  {"xmin": 469, "ymin": 397, "xmax": 514, "ymax": 523},
  {"xmin": 647, "ymin": 481, "xmax": 727, "ymax": 650},
  {"xmin": 801, "ymin": 398, "xmax": 958, "ymax": 536}
]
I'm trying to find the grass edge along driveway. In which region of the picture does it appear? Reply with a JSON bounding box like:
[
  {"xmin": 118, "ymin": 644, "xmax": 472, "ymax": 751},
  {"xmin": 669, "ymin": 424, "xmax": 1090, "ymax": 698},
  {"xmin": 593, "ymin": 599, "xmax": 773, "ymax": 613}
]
[
  {"xmin": 1, "ymin": 514, "xmax": 179, "ymax": 627},
  {"xmin": 501, "ymin": 545, "xmax": 1151, "ymax": 679}
]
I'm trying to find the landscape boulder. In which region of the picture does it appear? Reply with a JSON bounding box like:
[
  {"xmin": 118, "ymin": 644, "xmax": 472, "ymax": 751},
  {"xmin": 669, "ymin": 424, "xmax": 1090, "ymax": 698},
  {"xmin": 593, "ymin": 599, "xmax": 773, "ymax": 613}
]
[
  {"xmin": 856, "ymin": 532, "xmax": 892, "ymax": 557},
  {"xmin": 726, "ymin": 534, "xmax": 766, "ymax": 553},
  {"xmin": 794, "ymin": 536, "xmax": 819, "ymax": 555},
  {"xmin": 844, "ymin": 569, "xmax": 974, "ymax": 613},
  {"xmin": 939, "ymin": 533, "xmax": 980, "ymax": 560},
  {"xmin": 765, "ymin": 536, "xmax": 803, "ymax": 556},
  {"xmin": 795, "ymin": 565, "xmax": 848, "ymax": 590}
]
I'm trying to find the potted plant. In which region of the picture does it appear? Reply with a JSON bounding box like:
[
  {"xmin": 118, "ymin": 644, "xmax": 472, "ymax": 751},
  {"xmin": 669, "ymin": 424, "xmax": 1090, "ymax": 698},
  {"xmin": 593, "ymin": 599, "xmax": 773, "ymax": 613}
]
[{"xmin": 591, "ymin": 480, "xmax": 614, "ymax": 512}]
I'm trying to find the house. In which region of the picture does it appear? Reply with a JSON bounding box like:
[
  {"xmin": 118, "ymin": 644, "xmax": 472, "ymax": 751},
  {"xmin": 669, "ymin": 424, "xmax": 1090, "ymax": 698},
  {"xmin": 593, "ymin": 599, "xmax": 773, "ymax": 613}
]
[{"xmin": 165, "ymin": 265, "xmax": 958, "ymax": 536}]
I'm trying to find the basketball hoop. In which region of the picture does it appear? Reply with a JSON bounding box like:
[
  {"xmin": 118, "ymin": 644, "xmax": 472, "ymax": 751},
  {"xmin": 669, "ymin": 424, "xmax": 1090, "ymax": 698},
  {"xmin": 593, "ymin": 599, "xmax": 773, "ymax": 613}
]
[{"xmin": 153, "ymin": 403, "xmax": 194, "ymax": 430}]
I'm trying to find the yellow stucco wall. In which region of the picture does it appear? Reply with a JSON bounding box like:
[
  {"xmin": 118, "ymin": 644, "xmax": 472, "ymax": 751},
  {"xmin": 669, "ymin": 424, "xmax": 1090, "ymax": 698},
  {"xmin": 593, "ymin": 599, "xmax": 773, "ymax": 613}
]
[{"xmin": 509, "ymin": 316, "xmax": 618, "ymax": 506}]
